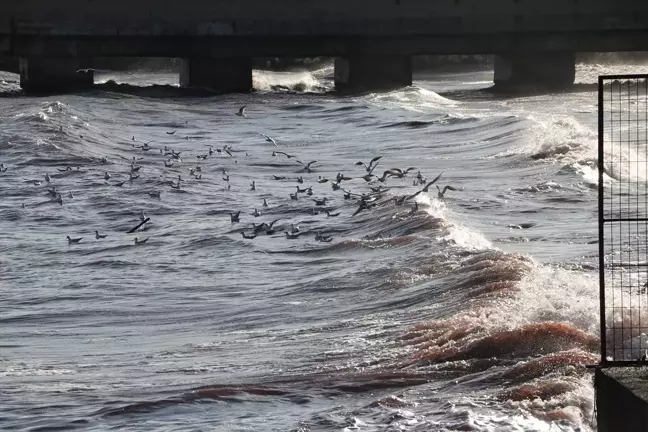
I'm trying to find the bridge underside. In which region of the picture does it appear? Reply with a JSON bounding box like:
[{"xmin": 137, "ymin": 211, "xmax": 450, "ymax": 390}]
[{"xmin": 7, "ymin": 31, "xmax": 648, "ymax": 93}]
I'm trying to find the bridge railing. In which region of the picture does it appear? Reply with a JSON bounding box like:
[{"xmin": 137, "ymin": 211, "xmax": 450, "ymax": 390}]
[{"xmin": 599, "ymin": 74, "xmax": 648, "ymax": 364}]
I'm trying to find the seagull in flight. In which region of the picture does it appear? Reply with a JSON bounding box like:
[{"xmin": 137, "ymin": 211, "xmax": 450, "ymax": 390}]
[
  {"xmin": 406, "ymin": 172, "xmax": 444, "ymax": 201},
  {"xmin": 264, "ymin": 219, "xmax": 280, "ymax": 235},
  {"xmin": 273, "ymin": 151, "xmax": 296, "ymax": 159},
  {"xmin": 236, "ymin": 105, "xmax": 247, "ymax": 117},
  {"xmin": 296, "ymin": 160, "xmax": 318, "ymax": 173},
  {"xmin": 386, "ymin": 167, "xmax": 417, "ymax": 179},
  {"xmin": 437, "ymin": 185, "xmax": 459, "ymax": 198},
  {"xmin": 352, "ymin": 199, "xmax": 376, "ymax": 217},
  {"xmin": 355, "ymin": 156, "xmax": 382, "ymax": 173},
  {"xmin": 261, "ymin": 134, "xmax": 278, "ymax": 147}
]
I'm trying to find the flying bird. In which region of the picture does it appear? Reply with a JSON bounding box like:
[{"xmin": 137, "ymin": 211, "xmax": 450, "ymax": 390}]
[
  {"xmin": 273, "ymin": 151, "xmax": 296, "ymax": 159},
  {"xmin": 296, "ymin": 159, "xmax": 318, "ymax": 173},
  {"xmin": 406, "ymin": 172, "xmax": 444, "ymax": 201},
  {"xmin": 261, "ymin": 134, "xmax": 278, "ymax": 147},
  {"xmin": 437, "ymin": 185, "xmax": 459, "ymax": 198},
  {"xmin": 127, "ymin": 217, "xmax": 150, "ymax": 234},
  {"xmin": 355, "ymin": 156, "xmax": 382, "ymax": 173}
]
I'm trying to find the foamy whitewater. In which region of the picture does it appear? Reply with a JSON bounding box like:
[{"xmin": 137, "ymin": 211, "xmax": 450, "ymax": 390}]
[{"xmin": 0, "ymin": 63, "xmax": 637, "ymax": 431}]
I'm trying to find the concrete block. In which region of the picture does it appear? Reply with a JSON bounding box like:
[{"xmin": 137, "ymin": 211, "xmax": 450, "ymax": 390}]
[
  {"xmin": 494, "ymin": 52, "xmax": 575, "ymax": 89},
  {"xmin": 596, "ymin": 368, "xmax": 648, "ymax": 432},
  {"xmin": 334, "ymin": 55, "xmax": 412, "ymax": 91},
  {"xmin": 180, "ymin": 57, "xmax": 252, "ymax": 93}
]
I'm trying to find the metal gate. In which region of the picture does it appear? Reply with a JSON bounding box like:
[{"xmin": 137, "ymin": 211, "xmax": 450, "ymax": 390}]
[{"xmin": 599, "ymin": 74, "xmax": 648, "ymax": 364}]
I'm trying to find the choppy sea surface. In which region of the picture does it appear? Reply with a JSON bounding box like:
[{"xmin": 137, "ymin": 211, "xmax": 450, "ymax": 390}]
[{"xmin": 1, "ymin": 63, "xmax": 646, "ymax": 431}]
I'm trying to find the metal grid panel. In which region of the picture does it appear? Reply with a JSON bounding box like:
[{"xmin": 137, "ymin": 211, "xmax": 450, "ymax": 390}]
[{"xmin": 600, "ymin": 75, "xmax": 648, "ymax": 364}]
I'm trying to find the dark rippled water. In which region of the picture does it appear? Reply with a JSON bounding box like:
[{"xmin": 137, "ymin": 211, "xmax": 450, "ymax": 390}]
[{"xmin": 2, "ymin": 63, "xmax": 646, "ymax": 431}]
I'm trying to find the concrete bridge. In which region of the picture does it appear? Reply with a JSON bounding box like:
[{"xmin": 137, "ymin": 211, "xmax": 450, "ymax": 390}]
[{"xmin": 2, "ymin": 0, "xmax": 648, "ymax": 93}]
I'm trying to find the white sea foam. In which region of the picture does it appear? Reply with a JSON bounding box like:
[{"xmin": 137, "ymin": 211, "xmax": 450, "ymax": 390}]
[
  {"xmin": 253, "ymin": 70, "xmax": 328, "ymax": 93},
  {"xmin": 418, "ymin": 194, "xmax": 493, "ymax": 251}
]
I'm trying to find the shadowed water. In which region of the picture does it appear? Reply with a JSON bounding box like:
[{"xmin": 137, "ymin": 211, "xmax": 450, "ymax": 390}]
[{"xmin": 1, "ymin": 63, "xmax": 640, "ymax": 431}]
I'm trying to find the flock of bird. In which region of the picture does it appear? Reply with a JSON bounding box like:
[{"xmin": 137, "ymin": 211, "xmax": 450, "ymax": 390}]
[
  {"xmin": 3, "ymin": 104, "xmax": 459, "ymax": 247},
  {"xmin": 229, "ymin": 105, "xmax": 456, "ymax": 241}
]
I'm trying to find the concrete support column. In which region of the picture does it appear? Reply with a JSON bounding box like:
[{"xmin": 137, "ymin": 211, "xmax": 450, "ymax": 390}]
[
  {"xmin": 334, "ymin": 56, "xmax": 412, "ymax": 91},
  {"xmin": 494, "ymin": 52, "xmax": 575, "ymax": 89},
  {"xmin": 19, "ymin": 58, "xmax": 93, "ymax": 93},
  {"xmin": 180, "ymin": 58, "xmax": 252, "ymax": 93}
]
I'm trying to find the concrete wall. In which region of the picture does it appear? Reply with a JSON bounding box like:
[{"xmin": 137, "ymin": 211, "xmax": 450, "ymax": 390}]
[
  {"xmin": 596, "ymin": 368, "xmax": 648, "ymax": 432},
  {"xmin": 1, "ymin": 0, "xmax": 648, "ymax": 58},
  {"xmin": 2, "ymin": 0, "xmax": 647, "ymax": 36}
]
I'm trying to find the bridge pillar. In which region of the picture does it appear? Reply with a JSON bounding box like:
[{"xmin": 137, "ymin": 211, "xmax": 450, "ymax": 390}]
[
  {"xmin": 19, "ymin": 58, "xmax": 93, "ymax": 93},
  {"xmin": 180, "ymin": 58, "xmax": 252, "ymax": 93},
  {"xmin": 494, "ymin": 53, "xmax": 575, "ymax": 89},
  {"xmin": 334, "ymin": 56, "xmax": 412, "ymax": 91}
]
